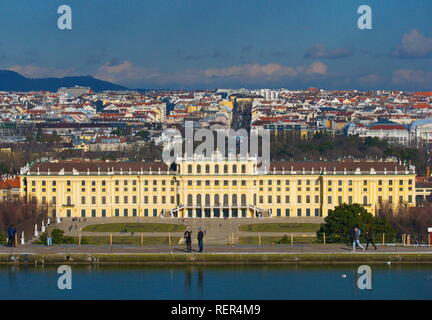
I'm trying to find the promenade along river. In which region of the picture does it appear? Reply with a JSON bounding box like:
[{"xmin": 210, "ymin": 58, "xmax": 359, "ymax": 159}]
[{"xmin": 0, "ymin": 264, "xmax": 430, "ymax": 299}]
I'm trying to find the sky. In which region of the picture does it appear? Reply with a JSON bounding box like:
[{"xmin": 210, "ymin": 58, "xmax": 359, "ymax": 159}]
[{"xmin": 1, "ymin": 0, "xmax": 432, "ymax": 90}]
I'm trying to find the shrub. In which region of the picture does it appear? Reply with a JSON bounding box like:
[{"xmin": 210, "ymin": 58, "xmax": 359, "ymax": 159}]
[
  {"xmin": 317, "ymin": 204, "xmax": 395, "ymax": 243},
  {"xmin": 38, "ymin": 228, "xmax": 77, "ymax": 245}
]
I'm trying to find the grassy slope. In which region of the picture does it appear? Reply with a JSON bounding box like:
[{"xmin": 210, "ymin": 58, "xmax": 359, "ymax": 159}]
[
  {"xmin": 239, "ymin": 223, "xmax": 320, "ymax": 233},
  {"xmin": 78, "ymin": 236, "xmax": 180, "ymax": 245},
  {"xmin": 239, "ymin": 236, "xmax": 317, "ymax": 245},
  {"xmin": 82, "ymin": 223, "xmax": 184, "ymax": 233}
]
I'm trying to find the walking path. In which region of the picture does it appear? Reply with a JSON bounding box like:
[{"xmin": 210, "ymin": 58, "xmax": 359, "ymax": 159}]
[{"xmin": 1, "ymin": 243, "xmax": 431, "ymax": 255}]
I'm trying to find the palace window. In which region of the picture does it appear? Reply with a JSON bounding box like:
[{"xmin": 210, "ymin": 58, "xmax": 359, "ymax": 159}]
[
  {"xmin": 214, "ymin": 194, "xmax": 220, "ymax": 205},
  {"xmin": 187, "ymin": 195, "xmax": 193, "ymax": 206},
  {"xmin": 241, "ymin": 194, "xmax": 246, "ymax": 206},
  {"xmin": 232, "ymin": 194, "xmax": 237, "ymax": 205},
  {"xmin": 223, "ymin": 194, "xmax": 229, "ymax": 205}
]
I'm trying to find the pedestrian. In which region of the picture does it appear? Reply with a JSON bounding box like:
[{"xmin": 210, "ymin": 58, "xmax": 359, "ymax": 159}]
[
  {"xmin": 184, "ymin": 226, "xmax": 192, "ymax": 253},
  {"xmin": 197, "ymin": 227, "xmax": 205, "ymax": 253},
  {"xmin": 348, "ymin": 226, "xmax": 355, "ymax": 247},
  {"xmin": 352, "ymin": 227, "xmax": 365, "ymax": 252},
  {"xmin": 7, "ymin": 225, "xmax": 16, "ymax": 247},
  {"xmin": 365, "ymin": 228, "xmax": 377, "ymax": 250},
  {"xmin": 46, "ymin": 227, "xmax": 53, "ymax": 246}
]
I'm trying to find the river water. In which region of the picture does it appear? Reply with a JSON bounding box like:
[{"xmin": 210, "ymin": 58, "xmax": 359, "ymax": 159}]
[{"xmin": 0, "ymin": 264, "xmax": 430, "ymax": 299}]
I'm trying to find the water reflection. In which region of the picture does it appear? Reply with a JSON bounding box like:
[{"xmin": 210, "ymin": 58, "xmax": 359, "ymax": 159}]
[
  {"xmin": 184, "ymin": 268, "xmax": 191, "ymax": 296},
  {"xmin": 0, "ymin": 264, "xmax": 431, "ymax": 299},
  {"xmin": 197, "ymin": 269, "xmax": 204, "ymax": 297},
  {"xmin": 182, "ymin": 267, "xmax": 204, "ymax": 297}
]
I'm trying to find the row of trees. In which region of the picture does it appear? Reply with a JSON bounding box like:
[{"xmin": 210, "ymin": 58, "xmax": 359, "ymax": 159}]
[{"xmin": 0, "ymin": 200, "xmax": 47, "ymax": 243}]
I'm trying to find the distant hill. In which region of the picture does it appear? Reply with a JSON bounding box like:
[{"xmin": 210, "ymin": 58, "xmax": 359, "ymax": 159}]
[{"xmin": 0, "ymin": 70, "xmax": 128, "ymax": 92}]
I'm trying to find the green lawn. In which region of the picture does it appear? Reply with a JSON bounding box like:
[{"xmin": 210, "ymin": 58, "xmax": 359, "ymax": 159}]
[
  {"xmin": 77, "ymin": 236, "xmax": 180, "ymax": 245},
  {"xmin": 239, "ymin": 223, "xmax": 320, "ymax": 233},
  {"xmin": 239, "ymin": 236, "xmax": 317, "ymax": 245},
  {"xmin": 82, "ymin": 223, "xmax": 185, "ymax": 233}
]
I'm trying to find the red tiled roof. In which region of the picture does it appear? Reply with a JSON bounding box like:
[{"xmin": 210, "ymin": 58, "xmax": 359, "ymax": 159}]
[
  {"xmin": 269, "ymin": 161, "xmax": 409, "ymax": 173},
  {"xmin": 29, "ymin": 162, "xmax": 171, "ymax": 174},
  {"xmin": 0, "ymin": 177, "xmax": 20, "ymax": 189},
  {"xmin": 369, "ymin": 124, "xmax": 406, "ymax": 130}
]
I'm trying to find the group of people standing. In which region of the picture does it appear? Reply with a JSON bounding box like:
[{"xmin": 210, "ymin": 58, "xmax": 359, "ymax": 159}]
[
  {"xmin": 184, "ymin": 226, "xmax": 205, "ymax": 253},
  {"xmin": 349, "ymin": 226, "xmax": 377, "ymax": 252}
]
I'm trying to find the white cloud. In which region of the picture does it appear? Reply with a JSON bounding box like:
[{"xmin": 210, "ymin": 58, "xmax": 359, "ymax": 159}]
[
  {"xmin": 7, "ymin": 60, "xmax": 329, "ymax": 87},
  {"xmin": 358, "ymin": 74, "xmax": 382, "ymax": 85},
  {"xmin": 304, "ymin": 44, "xmax": 354, "ymax": 59},
  {"xmin": 93, "ymin": 60, "xmax": 161, "ymax": 85},
  {"xmin": 93, "ymin": 60, "xmax": 328, "ymax": 87},
  {"xmin": 392, "ymin": 69, "xmax": 432, "ymax": 85},
  {"xmin": 204, "ymin": 62, "xmax": 327, "ymax": 78},
  {"xmin": 390, "ymin": 29, "xmax": 432, "ymax": 58},
  {"xmin": 8, "ymin": 64, "xmax": 75, "ymax": 78}
]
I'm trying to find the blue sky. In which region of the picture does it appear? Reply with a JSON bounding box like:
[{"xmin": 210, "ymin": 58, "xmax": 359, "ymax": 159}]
[{"xmin": 1, "ymin": 0, "xmax": 432, "ymax": 90}]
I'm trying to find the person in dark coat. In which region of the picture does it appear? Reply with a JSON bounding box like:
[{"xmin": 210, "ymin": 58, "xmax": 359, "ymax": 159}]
[
  {"xmin": 7, "ymin": 225, "xmax": 16, "ymax": 247},
  {"xmin": 365, "ymin": 228, "xmax": 377, "ymax": 250},
  {"xmin": 348, "ymin": 227, "xmax": 355, "ymax": 246},
  {"xmin": 184, "ymin": 227, "xmax": 192, "ymax": 253},
  {"xmin": 197, "ymin": 227, "xmax": 205, "ymax": 253}
]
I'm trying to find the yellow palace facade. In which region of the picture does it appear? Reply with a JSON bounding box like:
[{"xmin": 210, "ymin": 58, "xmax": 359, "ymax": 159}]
[{"xmin": 19, "ymin": 155, "xmax": 416, "ymax": 218}]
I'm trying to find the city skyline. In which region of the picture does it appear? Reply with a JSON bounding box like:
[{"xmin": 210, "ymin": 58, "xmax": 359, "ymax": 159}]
[{"xmin": 0, "ymin": 0, "xmax": 431, "ymax": 90}]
